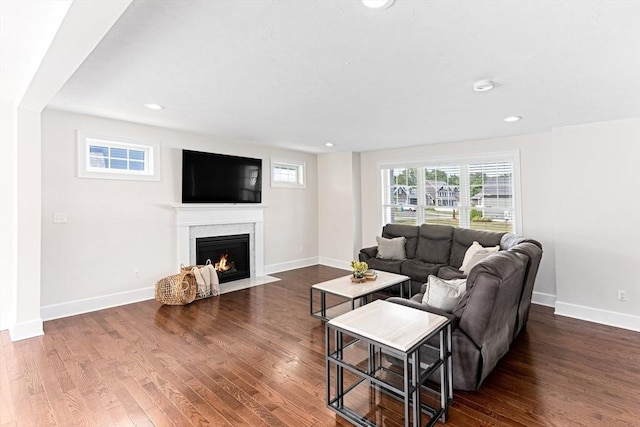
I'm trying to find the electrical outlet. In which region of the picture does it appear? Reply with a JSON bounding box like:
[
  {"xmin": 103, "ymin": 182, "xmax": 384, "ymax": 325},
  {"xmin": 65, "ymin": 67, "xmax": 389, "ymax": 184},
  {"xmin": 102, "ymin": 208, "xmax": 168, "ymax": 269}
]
[{"xmin": 617, "ymin": 290, "xmax": 627, "ymax": 301}]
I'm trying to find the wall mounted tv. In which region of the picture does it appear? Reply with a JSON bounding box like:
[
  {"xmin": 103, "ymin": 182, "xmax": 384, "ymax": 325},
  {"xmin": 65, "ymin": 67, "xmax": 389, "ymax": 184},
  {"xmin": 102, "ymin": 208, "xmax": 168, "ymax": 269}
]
[{"xmin": 182, "ymin": 150, "xmax": 262, "ymax": 204}]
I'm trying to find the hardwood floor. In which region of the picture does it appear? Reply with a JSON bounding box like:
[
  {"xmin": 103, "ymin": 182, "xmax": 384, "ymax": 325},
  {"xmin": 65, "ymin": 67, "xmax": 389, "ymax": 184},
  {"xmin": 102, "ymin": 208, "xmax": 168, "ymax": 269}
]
[{"xmin": 2, "ymin": 265, "xmax": 639, "ymax": 426}]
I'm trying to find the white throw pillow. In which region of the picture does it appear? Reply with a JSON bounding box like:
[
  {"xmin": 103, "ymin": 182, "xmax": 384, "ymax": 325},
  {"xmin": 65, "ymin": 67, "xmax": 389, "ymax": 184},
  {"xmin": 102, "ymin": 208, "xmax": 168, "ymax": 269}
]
[
  {"xmin": 459, "ymin": 241, "xmax": 500, "ymax": 273},
  {"xmin": 421, "ymin": 275, "xmax": 467, "ymax": 313},
  {"xmin": 375, "ymin": 236, "xmax": 407, "ymax": 260}
]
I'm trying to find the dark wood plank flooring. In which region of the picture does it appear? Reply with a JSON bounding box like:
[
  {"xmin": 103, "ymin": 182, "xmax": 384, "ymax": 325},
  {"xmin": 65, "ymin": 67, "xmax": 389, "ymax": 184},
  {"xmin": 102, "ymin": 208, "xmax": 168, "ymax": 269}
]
[{"xmin": 2, "ymin": 265, "xmax": 639, "ymax": 426}]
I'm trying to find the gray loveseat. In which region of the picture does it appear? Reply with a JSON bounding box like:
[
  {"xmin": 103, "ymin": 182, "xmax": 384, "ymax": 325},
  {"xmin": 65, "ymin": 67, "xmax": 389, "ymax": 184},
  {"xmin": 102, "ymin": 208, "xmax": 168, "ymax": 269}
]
[{"xmin": 359, "ymin": 223, "xmax": 543, "ymax": 390}]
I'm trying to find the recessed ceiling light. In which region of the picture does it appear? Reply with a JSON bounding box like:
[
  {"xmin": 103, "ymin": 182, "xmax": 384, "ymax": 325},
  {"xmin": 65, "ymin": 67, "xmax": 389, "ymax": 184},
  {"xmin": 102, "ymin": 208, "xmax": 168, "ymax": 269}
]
[
  {"xmin": 325, "ymin": 142, "xmax": 334, "ymax": 147},
  {"xmin": 473, "ymin": 80, "xmax": 494, "ymax": 92},
  {"xmin": 144, "ymin": 103, "xmax": 164, "ymax": 110},
  {"xmin": 362, "ymin": 0, "xmax": 395, "ymax": 10},
  {"xmin": 503, "ymin": 116, "xmax": 522, "ymax": 122}
]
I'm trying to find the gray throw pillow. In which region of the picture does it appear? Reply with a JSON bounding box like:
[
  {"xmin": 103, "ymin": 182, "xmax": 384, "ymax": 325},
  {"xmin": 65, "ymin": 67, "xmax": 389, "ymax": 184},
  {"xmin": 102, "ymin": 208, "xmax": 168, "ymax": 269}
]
[
  {"xmin": 375, "ymin": 236, "xmax": 407, "ymax": 260},
  {"xmin": 422, "ymin": 275, "xmax": 467, "ymax": 313}
]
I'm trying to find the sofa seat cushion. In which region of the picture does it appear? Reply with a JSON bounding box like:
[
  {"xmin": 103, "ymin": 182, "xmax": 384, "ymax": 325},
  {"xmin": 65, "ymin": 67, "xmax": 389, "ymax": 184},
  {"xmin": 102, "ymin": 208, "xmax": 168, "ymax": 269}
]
[
  {"xmin": 366, "ymin": 257, "xmax": 404, "ymax": 274},
  {"xmin": 400, "ymin": 259, "xmax": 444, "ymax": 283}
]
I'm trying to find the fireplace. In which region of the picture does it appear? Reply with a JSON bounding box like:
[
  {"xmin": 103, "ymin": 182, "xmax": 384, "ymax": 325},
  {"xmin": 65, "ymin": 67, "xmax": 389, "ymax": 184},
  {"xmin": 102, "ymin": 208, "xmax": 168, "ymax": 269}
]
[{"xmin": 196, "ymin": 234, "xmax": 250, "ymax": 283}]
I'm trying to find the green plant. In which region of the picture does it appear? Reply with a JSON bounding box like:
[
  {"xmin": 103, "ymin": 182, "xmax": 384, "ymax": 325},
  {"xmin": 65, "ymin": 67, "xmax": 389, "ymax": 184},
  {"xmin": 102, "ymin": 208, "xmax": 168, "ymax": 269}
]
[{"xmin": 350, "ymin": 260, "xmax": 368, "ymax": 277}]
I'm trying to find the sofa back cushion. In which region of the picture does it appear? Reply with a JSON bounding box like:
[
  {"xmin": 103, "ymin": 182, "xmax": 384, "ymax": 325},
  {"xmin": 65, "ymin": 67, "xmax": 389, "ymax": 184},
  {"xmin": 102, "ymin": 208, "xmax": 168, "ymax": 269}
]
[
  {"xmin": 382, "ymin": 224, "xmax": 420, "ymax": 259},
  {"xmin": 415, "ymin": 224, "xmax": 454, "ymax": 264},
  {"xmin": 449, "ymin": 228, "xmax": 505, "ymax": 268}
]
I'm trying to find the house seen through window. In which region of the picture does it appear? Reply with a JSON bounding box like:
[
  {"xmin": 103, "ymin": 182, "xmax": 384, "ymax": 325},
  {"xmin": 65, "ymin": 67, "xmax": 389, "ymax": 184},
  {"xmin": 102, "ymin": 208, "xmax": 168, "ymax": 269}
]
[{"xmin": 381, "ymin": 155, "xmax": 519, "ymax": 233}]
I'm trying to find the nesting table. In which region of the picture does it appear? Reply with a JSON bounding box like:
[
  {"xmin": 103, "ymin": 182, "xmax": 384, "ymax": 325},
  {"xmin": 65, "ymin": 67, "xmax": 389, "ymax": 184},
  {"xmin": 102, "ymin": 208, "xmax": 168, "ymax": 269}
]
[
  {"xmin": 310, "ymin": 271, "xmax": 411, "ymax": 321},
  {"xmin": 325, "ymin": 300, "xmax": 453, "ymax": 426}
]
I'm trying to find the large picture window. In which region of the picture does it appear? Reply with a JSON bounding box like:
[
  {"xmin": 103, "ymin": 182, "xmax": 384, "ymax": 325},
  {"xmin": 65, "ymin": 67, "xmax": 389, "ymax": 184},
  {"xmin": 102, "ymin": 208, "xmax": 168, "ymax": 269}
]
[{"xmin": 380, "ymin": 152, "xmax": 520, "ymax": 233}]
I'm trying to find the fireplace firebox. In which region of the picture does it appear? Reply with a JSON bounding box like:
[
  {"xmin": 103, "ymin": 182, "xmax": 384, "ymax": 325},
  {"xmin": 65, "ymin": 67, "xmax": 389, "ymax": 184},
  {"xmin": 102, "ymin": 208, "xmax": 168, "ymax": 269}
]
[{"xmin": 196, "ymin": 234, "xmax": 250, "ymax": 283}]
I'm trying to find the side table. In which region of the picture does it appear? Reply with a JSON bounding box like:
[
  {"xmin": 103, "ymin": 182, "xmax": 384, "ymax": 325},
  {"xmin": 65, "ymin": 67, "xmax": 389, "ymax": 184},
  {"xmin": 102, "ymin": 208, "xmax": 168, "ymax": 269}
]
[{"xmin": 326, "ymin": 300, "xmax": 453, "ymax": 426}]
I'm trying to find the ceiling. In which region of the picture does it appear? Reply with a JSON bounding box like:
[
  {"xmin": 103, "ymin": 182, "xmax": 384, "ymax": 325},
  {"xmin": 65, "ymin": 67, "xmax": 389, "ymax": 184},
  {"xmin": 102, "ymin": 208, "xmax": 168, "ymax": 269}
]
[
  {"xmin": 0, "ymin": 0, "xmax": 71, "ymax": 103},
  {"xmin": 38, "ymin": 1, "xmax": 640, "ymax": 152}
]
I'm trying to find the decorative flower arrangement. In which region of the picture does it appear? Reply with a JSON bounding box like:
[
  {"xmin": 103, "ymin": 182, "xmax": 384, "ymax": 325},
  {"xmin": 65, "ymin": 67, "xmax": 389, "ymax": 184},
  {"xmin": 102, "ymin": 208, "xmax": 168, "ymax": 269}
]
[{"xmin": 350, "ymin": 260, "xmax": 368, "ymax": 278}]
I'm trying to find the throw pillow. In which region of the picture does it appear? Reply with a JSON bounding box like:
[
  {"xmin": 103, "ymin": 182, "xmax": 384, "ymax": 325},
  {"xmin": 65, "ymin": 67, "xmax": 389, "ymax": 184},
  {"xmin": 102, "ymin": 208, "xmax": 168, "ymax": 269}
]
[
  {"xmin": 459, "ymin": 241, "xmax": 500, "ymax": 273},
  {"xmin": 375, "ymin": 236, "xmax": 407, "ymax": 260},
  {"xmin": 421, "ymin": 275, "xmax": 467, "ymax": 313}
]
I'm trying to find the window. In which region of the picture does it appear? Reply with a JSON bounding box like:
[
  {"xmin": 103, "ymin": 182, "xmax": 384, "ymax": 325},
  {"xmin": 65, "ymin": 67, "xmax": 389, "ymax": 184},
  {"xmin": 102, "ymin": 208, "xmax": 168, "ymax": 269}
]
[
  {"xmin": 271, "ymin": 158, "xmax": 306, "ymax": 188},
  {"xmin": 380, "ymin": 152, "xmax": 521, "ymax": 233},
  {"xmin": 77, "ymin": 131, "xmax": 160, "ymax": 181}
]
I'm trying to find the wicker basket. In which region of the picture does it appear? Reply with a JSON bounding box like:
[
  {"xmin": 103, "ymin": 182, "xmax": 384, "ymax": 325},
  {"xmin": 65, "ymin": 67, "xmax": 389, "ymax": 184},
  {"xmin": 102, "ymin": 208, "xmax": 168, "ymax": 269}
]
[
  {"xmin": 180, "ymin": 260, "xmax": 213, "ymax": 299},
  {"xmin": 154, "ymin": 269, "xmax": 197, "ymax": 305}
]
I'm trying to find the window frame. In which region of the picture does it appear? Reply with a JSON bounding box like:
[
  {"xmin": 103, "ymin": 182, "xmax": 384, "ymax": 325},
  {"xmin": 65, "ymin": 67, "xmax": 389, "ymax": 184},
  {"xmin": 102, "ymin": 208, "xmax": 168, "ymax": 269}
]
[
  {"xmin": 378, "ymin": 151, "xmax": 522, "ymax": 234},
  {"xmin": 270, "ymin": 157, "xmax": 306, "ymax": 188},
  {"xmin": 77, "ymin": 131, "xmax": 161, "ymax": 181}
]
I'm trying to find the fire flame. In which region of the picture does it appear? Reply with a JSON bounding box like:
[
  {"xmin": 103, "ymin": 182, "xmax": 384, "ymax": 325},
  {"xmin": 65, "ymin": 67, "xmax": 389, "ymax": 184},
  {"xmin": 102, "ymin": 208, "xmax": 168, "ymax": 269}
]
[{"xmin": 215, "ymin": 253, "xmax": 232, "ymax": 272}]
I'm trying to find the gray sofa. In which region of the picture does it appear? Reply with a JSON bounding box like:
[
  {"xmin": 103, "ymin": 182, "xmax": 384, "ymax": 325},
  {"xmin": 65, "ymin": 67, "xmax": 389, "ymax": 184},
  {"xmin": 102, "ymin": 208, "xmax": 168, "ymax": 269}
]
[{"xmin": 359, "ymin": 223, "xmax": 543, "ymax": 390}]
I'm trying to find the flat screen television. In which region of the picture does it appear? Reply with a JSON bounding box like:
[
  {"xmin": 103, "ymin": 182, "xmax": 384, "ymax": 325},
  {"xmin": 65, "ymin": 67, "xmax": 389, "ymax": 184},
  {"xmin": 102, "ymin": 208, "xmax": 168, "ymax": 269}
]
[{"xmin": 182, "ymin": 150, "xmax": 262, "ymax": 203}]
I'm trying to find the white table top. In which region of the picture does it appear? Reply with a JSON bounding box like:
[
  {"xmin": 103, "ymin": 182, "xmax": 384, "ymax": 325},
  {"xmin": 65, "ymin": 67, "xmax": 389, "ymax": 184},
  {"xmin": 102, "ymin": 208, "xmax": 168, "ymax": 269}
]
[
  {"xmin": 311, "ymin": 271, "xmax": 410, "ymax": 299},
  {"xmin": 328, "ymin": 300, "xmax": 448, "ymax": 352}
]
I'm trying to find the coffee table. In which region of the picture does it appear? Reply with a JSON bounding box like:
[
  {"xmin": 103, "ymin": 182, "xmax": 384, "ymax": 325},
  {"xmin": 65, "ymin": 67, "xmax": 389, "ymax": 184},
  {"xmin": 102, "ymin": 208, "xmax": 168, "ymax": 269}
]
[
  {"xmin": 310, "ymin": 271, "xmax": 411, "ymax": 321},
  {"xmin": 326, "ymin": 300, "xmax": 453, "ymax": 426}
]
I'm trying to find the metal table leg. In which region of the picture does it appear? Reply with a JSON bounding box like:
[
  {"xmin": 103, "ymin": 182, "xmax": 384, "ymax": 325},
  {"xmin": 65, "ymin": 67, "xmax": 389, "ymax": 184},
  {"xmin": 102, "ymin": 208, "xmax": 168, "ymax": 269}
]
[
  {"xmin": 411, "ymin": 349, "xmax": 420, "ymax": 426},
  {"xmin": 403, "ymin": 355, "xmax": 410, "ymax": 427},
  {"xmin": 336, "ymin": 329, "xmax": 344, "ymax": 408}
]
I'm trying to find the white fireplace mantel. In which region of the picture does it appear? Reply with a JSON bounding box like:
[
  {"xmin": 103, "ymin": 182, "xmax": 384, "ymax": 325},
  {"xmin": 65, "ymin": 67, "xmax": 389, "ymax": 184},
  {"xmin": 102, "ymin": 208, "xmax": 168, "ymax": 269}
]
[{"xmin": 173, "ymin": 204, "xmax": 265, "ymax": 276}]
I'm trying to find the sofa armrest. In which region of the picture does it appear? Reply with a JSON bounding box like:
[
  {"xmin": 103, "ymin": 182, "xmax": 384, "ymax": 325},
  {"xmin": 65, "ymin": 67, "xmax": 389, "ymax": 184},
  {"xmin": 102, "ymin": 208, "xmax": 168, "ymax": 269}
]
[
  {"xmin": 386, "ymin": 297, "xmax": 458, "ymax": 327},
  {"xmin": 437, "ymin": 266, "xmax": 467, "ymax": 280},
  {"xmin": 359, "ymin": 246, "xmax": 378, "ymax": 261}
]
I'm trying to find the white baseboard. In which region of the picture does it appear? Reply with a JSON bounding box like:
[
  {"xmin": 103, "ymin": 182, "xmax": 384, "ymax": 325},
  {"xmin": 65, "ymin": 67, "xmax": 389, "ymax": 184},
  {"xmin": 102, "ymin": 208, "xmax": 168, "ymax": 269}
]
[
  {"xmin": 40, "ymin": 286, "xmax": 155, "ymax": 322},
  {"xmin": 0, "ymin": 312, "xmax": 13, "ymax": 331},
  {"xmin": 532, "ymin": 291, "xmax": 557, "ymax": 307},
  {"xmin": 9, "ymin": 318, "xmax": 43, "ymax": 341},
  {"xmin": 264, "ymin": 257, "xmax": 319, "ymax": 275},
  {"xmin": 555, "ymin": 301, "xmax": 640, "ymax": 332},
  {"xmin": 318, "ymin": 257, "xmax": 351, "ymax": 271}
]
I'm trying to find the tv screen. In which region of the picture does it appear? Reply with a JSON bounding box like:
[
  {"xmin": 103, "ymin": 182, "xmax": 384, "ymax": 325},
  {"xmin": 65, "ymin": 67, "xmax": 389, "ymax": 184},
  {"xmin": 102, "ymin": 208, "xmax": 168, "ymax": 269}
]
[{"xmin": 182, "ymin": 150, "xmax": 262, "ymax": 203}]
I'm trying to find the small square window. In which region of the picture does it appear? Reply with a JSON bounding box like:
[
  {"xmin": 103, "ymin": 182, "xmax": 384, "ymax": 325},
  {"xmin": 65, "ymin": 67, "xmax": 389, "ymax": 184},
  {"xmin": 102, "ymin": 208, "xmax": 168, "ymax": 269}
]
[
  {"xmin": 77, "ymin": 131, "xmax": 161, "ymax": 181},
  {"xmin": 271, "ymin": 158, "xmax": 306, "ymax": 188}
]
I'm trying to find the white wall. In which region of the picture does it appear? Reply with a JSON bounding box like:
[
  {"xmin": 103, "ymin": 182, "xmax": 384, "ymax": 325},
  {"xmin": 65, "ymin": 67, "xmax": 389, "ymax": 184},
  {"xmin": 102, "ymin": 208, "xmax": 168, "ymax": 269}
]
[
  {"xmin": 318, "ymin": 151, "xmax": 363, "ymax": 268},
  {"xmin": 552, "ymin": 119, "xmax": 640, "ymax": 329},
  {"xmin": 359, "ymin": 132, "xmax": 557, "ymax": 300},
  {"xmin": 0, "ymin": 99, "xmax": 17, "ymax": 330},
  {"xmin": 40, "ymin": 109, "xmax": 318, "ymax": 317},
  {"xmin": 359, "ymin": 119, "xmax": 640, "ymax": 330},
  {"xmin": 14, "ymin": 108, "xmax": 44, "ymax": 339}
]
